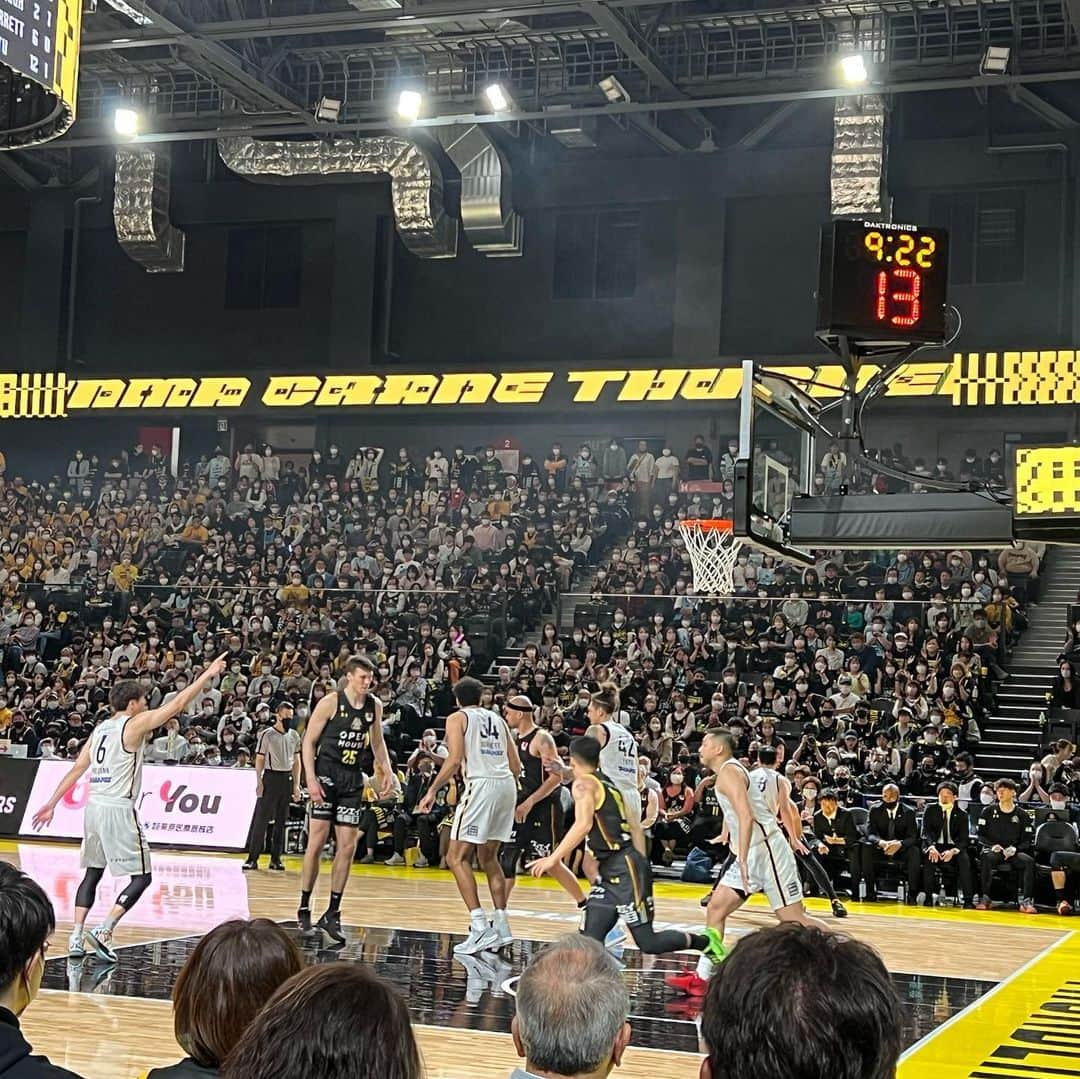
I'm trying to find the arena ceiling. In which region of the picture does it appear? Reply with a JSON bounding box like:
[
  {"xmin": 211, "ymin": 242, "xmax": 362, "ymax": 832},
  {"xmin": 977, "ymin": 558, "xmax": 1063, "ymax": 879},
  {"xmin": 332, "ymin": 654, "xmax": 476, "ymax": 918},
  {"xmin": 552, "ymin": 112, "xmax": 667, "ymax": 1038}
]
[{"xmin": 4, "ymin": 0, "xmax": 1080, "ymax": 184}]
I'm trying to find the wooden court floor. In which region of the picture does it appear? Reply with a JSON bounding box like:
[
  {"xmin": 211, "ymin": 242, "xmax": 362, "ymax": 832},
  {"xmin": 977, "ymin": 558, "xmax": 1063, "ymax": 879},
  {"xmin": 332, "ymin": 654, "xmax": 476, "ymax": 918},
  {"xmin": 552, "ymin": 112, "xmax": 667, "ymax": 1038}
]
[{"xmin": 3, "ymin": 839, "xmax": 1075, "ymax": 1079}]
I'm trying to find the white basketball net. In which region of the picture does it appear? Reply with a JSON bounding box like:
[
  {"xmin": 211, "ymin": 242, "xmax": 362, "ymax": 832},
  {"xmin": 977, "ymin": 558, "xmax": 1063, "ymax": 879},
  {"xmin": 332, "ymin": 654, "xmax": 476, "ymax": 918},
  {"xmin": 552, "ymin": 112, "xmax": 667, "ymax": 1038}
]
[{"xmin": 678, "ymin": 520, "xmax": 742, "ymax": 595}]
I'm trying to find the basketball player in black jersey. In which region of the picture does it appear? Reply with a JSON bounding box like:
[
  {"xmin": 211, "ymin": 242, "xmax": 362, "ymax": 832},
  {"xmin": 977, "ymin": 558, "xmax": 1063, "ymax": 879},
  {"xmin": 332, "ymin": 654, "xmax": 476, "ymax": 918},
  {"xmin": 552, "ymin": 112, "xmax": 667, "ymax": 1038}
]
[
  {"xmin": 298, "ymin": 655, "xmax": 394, "ymax": 943},
  {"xmin": 530, "ymin": 736, "xmax": 723, "ymax": 960},
  {"xmin": 500, "ymin": 696, "xmax": 586, "ymax": 907}
]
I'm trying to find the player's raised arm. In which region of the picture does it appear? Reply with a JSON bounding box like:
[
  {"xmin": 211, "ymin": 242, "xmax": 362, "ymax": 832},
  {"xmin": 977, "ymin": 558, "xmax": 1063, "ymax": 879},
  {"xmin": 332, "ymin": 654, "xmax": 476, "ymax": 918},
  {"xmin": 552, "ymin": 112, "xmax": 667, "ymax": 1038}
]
[
  {"xmin": 369, "ymin": 696, "xmax": 395, "ymax": 798},
  {"xmin": 530, "ymin": 777, "xmax": 595, "ymax": 877},
  {"xmin": 32, "ymin": 741, "xmax": 92, "ymax": 829},
  {"xmin": 301, "ymin": 690, "xmax": 338, "ymax": 805},
  {"xmin": 416, "ymin": 711, "xmax": 465, "ymax": 814},
  {"xmin": 122, "ymin": 653, "xmax": 228, "ymax": 750}
]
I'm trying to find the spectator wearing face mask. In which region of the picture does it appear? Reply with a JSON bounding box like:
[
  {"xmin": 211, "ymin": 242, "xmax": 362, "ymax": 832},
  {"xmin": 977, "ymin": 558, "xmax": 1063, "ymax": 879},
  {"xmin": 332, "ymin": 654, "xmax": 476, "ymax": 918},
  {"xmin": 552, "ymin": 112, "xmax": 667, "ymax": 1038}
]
[
  {"xmin": 976, "ymin": 778, "xmax": 1036, "ymax": 912},
  {"xmin": 904, "ymin": 722, "xmax": 952, "ymax": 777},
  {"xmin": 921, "ymin": 781, "xmax": 975, "ymax": 907}
]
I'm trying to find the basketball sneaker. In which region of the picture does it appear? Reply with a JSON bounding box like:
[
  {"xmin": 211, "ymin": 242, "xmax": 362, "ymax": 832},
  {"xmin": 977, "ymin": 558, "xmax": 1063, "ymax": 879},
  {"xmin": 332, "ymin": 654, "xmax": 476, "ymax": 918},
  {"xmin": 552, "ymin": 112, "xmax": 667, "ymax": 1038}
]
[
  {"xmin": 383, "ymin": 853, "xmax": 406, "ymax": 866},
  {"xmin": 703, "ymin": 928, "xmax": 727, "ymax": 964},
  {"xmin": 491, "ymin": 911, "xmax": 514, "ymax": 949},
  {"xmin": 67, "ymin": 928, "xmax": 86, "ymax": 957},
  {"xmin": 85, "ymin": 926, "xmax": 118, "ymax": 965},
  {"xmin": 665, "ymin": 970, "xmax": 709, "ymax": 996},
  {"xmin": 316, "ymin": 910, "xmax": 347, "ymax": 945},
  {"xmin": 454, "ymin": 924, "xmax": 501, "ymax": 955},
  {"xmin": 414, "ymin": 854, "xmax": 430, "ymax": 868},
  {"xmin": 297, "ymin": 907, "xmax": 313, "ymax": 934},
  {"xmin": 1057, "ymin": 899, "xmax": 1073, "ymax": 916}
]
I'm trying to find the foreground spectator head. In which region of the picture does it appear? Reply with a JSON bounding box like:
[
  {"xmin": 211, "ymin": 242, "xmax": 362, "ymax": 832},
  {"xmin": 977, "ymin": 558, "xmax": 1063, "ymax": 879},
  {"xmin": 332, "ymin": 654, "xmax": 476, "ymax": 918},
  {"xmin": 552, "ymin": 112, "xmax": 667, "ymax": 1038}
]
[
  {"xmin": 223, "ymin": 963, "xmax": 420, "ymax": 1079},
  {"xmin": 0, "ymin": 863, "xmax": 54, "ymax": 1017},
  {"xmin": 700, "ymin": 924, "xmax": 901, "ymax": 1079},
  {"xmin": 513, "ymin": 935, "xmax": 631, "ymax": 1078},
  {"xmin": 166, "ymin": 918, "xmax": 303, "ymax": 1072}
]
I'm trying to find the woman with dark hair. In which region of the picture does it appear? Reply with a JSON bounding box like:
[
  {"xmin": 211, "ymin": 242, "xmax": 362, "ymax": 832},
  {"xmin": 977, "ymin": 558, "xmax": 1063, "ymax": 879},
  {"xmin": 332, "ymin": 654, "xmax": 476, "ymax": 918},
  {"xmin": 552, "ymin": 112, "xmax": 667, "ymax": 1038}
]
[
  {"xmin": 223, "ymin": 964, "xmax": 421, "ymax": 1079},
  {"xmin": 143, "ymin": 919, "xmax": 303, "ymax": 1078}
]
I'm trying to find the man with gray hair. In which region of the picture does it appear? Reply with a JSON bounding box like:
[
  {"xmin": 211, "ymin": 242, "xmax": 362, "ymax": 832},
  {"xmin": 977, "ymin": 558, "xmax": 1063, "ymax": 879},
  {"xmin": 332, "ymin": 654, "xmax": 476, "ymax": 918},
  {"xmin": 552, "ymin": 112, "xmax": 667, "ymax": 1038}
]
[{"xmin": 511, "ymin": 935, "xmax": 631, "ymax": 1079}]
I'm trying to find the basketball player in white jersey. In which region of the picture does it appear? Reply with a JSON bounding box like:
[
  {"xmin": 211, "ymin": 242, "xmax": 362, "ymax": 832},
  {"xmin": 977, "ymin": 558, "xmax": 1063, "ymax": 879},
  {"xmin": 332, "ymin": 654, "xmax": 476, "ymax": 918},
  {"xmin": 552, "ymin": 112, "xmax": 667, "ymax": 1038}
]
[
  {"xmin": 31, "ymin": 653, "xmax": 227, "ymax": 963},
  {"xmin": 585, "ymin": 685, "xmax": 644, "ymax": 856},
  {"xmin": 668, "ymin": 728, "xmax": 828, "ymax": 996},
  {"xmin": 418, "ymin": 676, "xmax": 521, "ymax": 954}
]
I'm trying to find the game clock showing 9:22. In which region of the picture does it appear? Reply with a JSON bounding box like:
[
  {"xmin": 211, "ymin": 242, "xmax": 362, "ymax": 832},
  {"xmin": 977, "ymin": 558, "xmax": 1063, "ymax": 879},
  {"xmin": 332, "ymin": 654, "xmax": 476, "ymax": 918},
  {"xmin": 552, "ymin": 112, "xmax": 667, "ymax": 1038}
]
[{"xmin": 816, "ymin": 220, "xmax": 950, "ymax": 344}]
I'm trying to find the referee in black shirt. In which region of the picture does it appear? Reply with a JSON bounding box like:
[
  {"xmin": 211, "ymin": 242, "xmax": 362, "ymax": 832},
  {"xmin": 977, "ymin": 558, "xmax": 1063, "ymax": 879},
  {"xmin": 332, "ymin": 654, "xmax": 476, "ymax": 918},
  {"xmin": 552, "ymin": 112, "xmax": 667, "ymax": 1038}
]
[{"xmin": 243, "ymin": 701, "xmax": 301, "ymax": 871}]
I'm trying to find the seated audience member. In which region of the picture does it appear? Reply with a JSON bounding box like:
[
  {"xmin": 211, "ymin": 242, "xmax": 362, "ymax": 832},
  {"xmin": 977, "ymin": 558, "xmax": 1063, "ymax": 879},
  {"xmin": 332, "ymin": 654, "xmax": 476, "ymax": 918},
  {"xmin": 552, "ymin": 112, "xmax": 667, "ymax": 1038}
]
[
  {"xmin": 921, "ymin": 781, "xmax": 974, "ymax": 908},
  {"xmin": 0, "ymin": 864, "xmax": 84, "ymax": 1078},
  {"xmin": 142, "ymin": 918, "xmax": 304, "ymax": 1078},
  {"xmin": 511, "ymin": 935, "xmax": 630, "ymax": 1079},
  {"xmin": 699, "ymin": 924, "xmax": 901, "ymax": 1079},
  {"xmin": 976, "ymin": 778, "xmax": 1036, "ymax": 913},
  {"xmin": 811, "ymin": 789, "xmax": 864, "ymax": 898},
  {"xmin": 223, "ymin": 964, "xmax": 420, "ymax": 1079},
  {"xmin": 863, "ymin": 783, "xmax": 921, "ymax": 903}
]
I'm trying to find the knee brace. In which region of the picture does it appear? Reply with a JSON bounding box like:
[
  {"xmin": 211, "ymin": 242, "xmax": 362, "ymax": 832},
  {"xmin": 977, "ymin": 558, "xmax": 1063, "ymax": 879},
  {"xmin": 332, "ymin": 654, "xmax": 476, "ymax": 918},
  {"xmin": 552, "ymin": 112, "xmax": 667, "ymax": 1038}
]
[
  {"xmin": 75, "ymin": 867, "xmax": 106, "ymax": 910},
  {"xmin": 116, "ymin": 873, "xmax": 152, "ymax": 911}
]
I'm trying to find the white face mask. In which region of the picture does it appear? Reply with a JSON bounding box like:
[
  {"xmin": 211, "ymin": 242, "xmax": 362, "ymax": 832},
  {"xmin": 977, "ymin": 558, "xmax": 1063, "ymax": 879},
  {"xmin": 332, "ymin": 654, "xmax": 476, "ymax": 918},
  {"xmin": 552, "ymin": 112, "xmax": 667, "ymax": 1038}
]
[
  {"xmin": 980, "ymin": 790, "xmax": 996, "ymax": 805},
  {"xmin": 1051, "ymin": 799, "xmax": 1067, "ymax": 810}
]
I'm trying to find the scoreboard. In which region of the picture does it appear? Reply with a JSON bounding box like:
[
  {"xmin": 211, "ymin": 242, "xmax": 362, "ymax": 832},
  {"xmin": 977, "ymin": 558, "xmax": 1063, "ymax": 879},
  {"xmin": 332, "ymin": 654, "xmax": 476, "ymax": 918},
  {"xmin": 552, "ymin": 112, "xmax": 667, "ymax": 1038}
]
[
  {"xmin": 0, "ymin": 0, "xmax": 81, "ymax": 147},
  {"xmin": 817, "ymin": 220, "xmax": 950, "ymax": 345},
  {"xmin": 0, "ymin": 0, "xmax": 59, "ymax": 87}
]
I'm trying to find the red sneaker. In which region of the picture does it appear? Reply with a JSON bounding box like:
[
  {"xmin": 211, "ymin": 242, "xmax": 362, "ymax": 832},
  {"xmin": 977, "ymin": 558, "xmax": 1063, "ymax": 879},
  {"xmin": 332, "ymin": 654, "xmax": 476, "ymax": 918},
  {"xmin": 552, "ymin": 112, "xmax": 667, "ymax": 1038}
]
[{"xmin": 665, "ymin": 970, "xmax": 709, "ymax": 996}]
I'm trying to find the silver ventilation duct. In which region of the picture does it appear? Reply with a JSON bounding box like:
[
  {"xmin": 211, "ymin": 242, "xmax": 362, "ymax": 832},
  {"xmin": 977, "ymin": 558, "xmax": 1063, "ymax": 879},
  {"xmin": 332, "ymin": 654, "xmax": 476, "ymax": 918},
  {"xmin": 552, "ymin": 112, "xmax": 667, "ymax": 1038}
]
[
  {"xmin": 436, "ymin": 126, "xmax": 523, "ymax": 257},
  {"xmin": 217, "ymin": 135, "xmax": 457, "ymax": 259},
  {"xmin": 831, "ymin": 95, "xmax": 889, "ymax": 217},
  {"xmin": 113, "ymin": 147, "xmax": 186, "ymax": 274},
  {"xmin": 831, "ymin": 19, "xmax": 889, "ymax": 218}
]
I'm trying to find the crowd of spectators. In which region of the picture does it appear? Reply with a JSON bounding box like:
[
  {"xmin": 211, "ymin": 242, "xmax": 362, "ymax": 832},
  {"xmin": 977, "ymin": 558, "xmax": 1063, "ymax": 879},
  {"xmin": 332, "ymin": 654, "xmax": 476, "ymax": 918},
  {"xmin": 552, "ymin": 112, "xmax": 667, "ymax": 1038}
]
[{"xmin": 0, "ymin": 434, "xmax": 1076, "ymax": 904}]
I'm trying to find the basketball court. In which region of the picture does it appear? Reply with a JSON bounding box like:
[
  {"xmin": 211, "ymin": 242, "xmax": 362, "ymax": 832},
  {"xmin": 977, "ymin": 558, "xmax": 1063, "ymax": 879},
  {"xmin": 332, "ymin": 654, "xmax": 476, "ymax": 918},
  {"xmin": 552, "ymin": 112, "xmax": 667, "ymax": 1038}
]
[{"xmin": 3, "ymin": 839, "xmax": 1075, "ymax": 1079}]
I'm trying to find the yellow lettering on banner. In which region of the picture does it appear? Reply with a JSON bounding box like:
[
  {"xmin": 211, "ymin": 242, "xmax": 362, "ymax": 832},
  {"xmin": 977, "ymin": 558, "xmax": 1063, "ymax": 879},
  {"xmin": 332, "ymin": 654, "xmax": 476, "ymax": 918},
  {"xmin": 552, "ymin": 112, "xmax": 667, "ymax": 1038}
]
[
  {"xmin": 493, "ymin": 372, "xmax": 553, "ymax": 404},
  {"xmin": 192, "ymin": 378, "xmax": 251, "ymax": 409},
  {"xmin": 431, "ymin": 373, "xmax": 497, "ymax": 405},
  {"xmin": 116, "ymin": 378, "xmax": 197, "ymax": 409},
  {"xmin": 375, "ymin": 374, "xmax": 440, "ymax": 406},
  {"xmin": 884, "ymin": 361, "xmax": 951, "ymax": 397},
  {"xmin": 680, "ymin": 368, "xmax": 742, "ymax": 400},
  {"xmin": 263, "ymin": 376, "xmax": 320, "ymax": 408},
  {"xmin": 314, "ymin": 376, "xmax": 382, "ymax": 407},
  {"xmin": 619, "ymin": 369, "xmax": 685, "ymax": 401},
  {"xmin": 66, "ymin": 379, "xmax": 127, "ymax": 410},
  {"xmin": 566, "ymin": 370, "xmax": 627, "ymax": 402}
]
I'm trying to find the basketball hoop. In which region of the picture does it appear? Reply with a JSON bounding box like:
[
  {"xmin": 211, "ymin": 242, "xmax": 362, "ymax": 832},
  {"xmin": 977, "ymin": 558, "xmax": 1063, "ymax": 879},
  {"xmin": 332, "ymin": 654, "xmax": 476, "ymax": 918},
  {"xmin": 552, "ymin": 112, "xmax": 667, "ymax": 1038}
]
[{"xmin": 678, "ymin": 519, "xmax": 742, "ymax": 595}]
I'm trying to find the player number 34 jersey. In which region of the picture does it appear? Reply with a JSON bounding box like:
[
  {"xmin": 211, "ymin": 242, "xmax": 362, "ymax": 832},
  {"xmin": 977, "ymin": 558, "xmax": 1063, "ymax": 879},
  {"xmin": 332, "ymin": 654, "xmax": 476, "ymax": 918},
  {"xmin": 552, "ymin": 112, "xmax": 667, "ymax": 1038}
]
[{"xmin": 461, "ymin": 706, "xmax": 512, "ymax": 780}]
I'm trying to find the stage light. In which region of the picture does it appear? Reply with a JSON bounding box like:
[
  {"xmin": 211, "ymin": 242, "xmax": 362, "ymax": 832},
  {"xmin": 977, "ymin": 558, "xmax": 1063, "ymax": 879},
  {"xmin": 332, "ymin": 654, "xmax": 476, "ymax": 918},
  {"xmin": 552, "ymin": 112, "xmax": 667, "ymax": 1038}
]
[
  {"xmin": 113, "ymin": 106, "xmax": 140, "ymax": 138},
  {"xmin": 484, "ymin": 83, "xmax": 511, "ymax": 112},
  {"xmin": 315, "ymin": 96, "xmax": 341, "ymax": 122},
  {"xmin": 598, "ymin": 75, "xmax": 631, "ymax": 103},
  {"xmin": 396, "ymin": 89, "xmax": 423, "ymax": 123},
  {"xmin": 980, "ymin": 46, "xmax": 1011, "ymax": 75},
  {"xmin": 839, "ymin": 53, "xmax": 868, "ymax": 85}
]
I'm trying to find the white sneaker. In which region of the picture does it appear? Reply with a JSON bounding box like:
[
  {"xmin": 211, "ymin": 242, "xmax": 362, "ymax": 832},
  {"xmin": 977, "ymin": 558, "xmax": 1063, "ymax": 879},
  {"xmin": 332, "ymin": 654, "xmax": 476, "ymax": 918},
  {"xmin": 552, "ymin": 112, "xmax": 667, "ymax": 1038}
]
[
  {"xmin": 383, "ymin": 853, "xmax": 405, "ymax": 866},
  {"xmin": 86, "ymin": 926, "xmax": 118, "ymax": 964},
  {"xmin": 68, "ymin": 928, "xmax": 86, "ymax": 957},
  {"xmin": 454, "ymin": 925, "xmax": 501, "ymax": 955},
  {"xmin": 604, "ymin": 926, "xmax": 627, "ymax": 950},
  {"xmin": 491, "ymin": 916, "xmax": 513, "ymax": 948},
  {"xmin": 414, "ymin": 854, "xmax": 430, "ymax": 868}
]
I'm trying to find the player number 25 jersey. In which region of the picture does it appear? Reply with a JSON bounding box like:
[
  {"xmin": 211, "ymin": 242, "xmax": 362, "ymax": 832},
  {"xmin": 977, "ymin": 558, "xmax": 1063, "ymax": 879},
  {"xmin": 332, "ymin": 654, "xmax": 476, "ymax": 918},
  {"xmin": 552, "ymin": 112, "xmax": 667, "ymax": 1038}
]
[
  {"xmin": 88, "ymin": 715, "xmax": 145, "ymax": 806},
  {"xmin": 461, "ymin": 706, "xmax": 512, "ymax": 781}
]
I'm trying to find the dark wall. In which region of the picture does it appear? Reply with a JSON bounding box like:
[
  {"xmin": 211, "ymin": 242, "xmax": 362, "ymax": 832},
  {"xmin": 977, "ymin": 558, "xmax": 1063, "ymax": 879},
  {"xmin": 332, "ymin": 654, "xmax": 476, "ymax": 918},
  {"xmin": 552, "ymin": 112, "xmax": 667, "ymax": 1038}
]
[{"xmin": 4, "ymin": 103, "xmax": 1080, "ymax": 375}]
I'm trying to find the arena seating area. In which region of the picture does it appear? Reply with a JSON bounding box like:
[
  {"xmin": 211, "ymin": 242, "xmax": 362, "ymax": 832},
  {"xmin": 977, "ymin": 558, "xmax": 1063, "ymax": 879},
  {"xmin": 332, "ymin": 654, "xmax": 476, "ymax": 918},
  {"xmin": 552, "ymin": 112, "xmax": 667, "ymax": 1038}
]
[{"xmin": 0, "ymin": 435, "xmax": 1076, "ymax": 908}]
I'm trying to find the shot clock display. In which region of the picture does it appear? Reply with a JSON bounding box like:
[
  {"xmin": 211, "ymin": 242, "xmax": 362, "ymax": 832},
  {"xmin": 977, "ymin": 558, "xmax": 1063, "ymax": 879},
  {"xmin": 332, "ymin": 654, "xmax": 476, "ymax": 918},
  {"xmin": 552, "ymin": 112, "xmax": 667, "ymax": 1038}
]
[{"xmin": 816, "ymin": 220, "xmax": 950, "ymax": 344}]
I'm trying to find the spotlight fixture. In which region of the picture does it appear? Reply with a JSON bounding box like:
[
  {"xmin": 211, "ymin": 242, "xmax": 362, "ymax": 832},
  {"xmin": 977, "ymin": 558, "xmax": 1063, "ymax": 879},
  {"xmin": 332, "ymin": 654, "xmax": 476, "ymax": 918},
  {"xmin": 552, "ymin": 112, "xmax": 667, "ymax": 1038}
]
[
  {"xmin": 396, "ymin": 89, "xmax": 423, "ymax": 123},
  {"xmin": 598, "ymin": 75, "xmax": 631, "ymax": 104},
  {"xmin": 113, "ymin": 106, "xmax": 140, "ymax": 138},
  {"xmin": 315, "ymin": 96, "xmax": 342, "ymax": 122},
  {"xmin": 979, "ymin": 45, "xmax": 1011, "ymax": 75},
  {"xmin": 484, "ymin": 83, "xmax": 511, "ymax": 112},
  {"xmin": 839, "ymin": 53, "xmax": 868, "ymax": 85}
]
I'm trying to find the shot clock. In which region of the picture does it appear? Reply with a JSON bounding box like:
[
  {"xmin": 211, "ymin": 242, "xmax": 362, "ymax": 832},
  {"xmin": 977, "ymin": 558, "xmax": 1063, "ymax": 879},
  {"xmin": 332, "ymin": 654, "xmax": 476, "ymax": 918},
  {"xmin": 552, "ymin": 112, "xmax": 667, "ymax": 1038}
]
[{"xmin": 816, "ymin": 220, "xmax": 950, "ymax": 344}]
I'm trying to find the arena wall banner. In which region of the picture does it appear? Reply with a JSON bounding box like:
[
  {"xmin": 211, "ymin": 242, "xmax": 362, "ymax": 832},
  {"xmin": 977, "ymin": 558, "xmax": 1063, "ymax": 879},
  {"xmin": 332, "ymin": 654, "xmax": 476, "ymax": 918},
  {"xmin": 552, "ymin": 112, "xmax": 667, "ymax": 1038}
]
[
  {"xmin": 1, "ymin": 350, "xmax": 1079, "ymax": 418},
  {"xmin": 0, "ymin": 757, "xmax": 40, "ymax": 836},
  {"xmin": 18, "ymin": 759, "xmax": 257, "ymax": 850}
]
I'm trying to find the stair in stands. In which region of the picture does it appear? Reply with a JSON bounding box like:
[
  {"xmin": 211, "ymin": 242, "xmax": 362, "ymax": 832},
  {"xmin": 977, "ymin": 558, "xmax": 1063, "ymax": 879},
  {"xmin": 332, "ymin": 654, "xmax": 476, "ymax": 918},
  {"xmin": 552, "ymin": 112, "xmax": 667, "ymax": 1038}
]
[{"xmin": 976, "ymin": 546, "xmax": 1075, "ymax": 778}]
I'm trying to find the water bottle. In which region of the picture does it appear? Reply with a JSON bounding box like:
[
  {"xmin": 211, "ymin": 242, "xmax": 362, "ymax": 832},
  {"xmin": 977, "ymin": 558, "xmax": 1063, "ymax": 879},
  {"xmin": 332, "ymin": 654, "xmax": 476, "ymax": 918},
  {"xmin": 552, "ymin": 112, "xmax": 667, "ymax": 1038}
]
[
  {"xmin": 897, "ymin": 881, "xmax": 906, "ymax": 904},
  {"xmin": 858, "ymin": 879, "xmax": 866, "ymax": 900}
]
